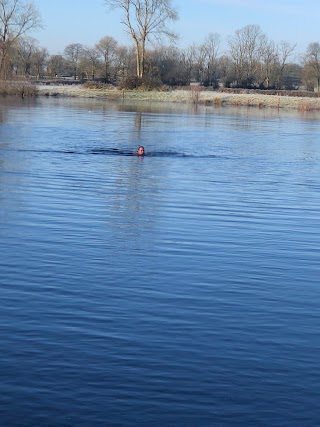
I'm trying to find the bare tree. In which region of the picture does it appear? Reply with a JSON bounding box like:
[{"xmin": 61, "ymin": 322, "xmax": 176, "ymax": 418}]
[
  {"xmin": 95, "ymin": 36, "xmax": 118, "ymax": 82},
  {"xmin": 0, "ymin": 0, "xmax": 41, "ymax": 78},
  {"xmin": 180, "ymin": 44, "xmax": 197, "ymax": 85},
  {"xmin": 105, "ymin": 0, "xmax": 178, "ymax": 79},
  {"xmin": 217, "ymin": 54, "xmax": 233, "ymax": 87},
  {"xmin": 32, "ymin": 47, "xmax": 48, "ymax": 80},
  {"xmin": 16, "ymin": 36, "xmax": 38, "ymax": 76},
  {"xmin": 258, "ymin": 35, "xmax": 277, "ymax": 88},
  {"xmin": 201, "ymin": 33, "xmax": 220, "ymax": 86},
  {"xmin": 228, "ymin": 25, "xmax": 264, "ymax": 87},
  {"xmin": 275, "ymin": 40, "xmax": 296, "ymax": 89},
  {"xmin": 47, "ymin": 54, "xmax": 67, "ymax": 78},
  {"xmin": 64, "ymin": 43, "xmax": 84, "ymax": 79},
  {"xmin": 193, "ymin": 43, "xmax": 207, "ymax": 84},
  {"xmin": 113, "ymin": 44, "xmax": 135, "ymax": 82},
  {"xmin": 82, "ymin": 47, "xmax": 101, "ymax": 80},
  {"xmin": 303, "ymin": 42, "xmax": 320, "ymax": 91}
]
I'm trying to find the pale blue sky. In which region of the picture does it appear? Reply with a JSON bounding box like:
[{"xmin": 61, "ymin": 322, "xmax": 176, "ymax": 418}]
[{"xmin": 34, "ymin": 0, "xmax": 319, "ymax": 56}]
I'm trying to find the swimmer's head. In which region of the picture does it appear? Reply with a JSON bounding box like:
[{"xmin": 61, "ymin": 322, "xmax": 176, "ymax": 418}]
[{"xmin": 136, "ymin": 146, "xmax": 145, "ymax": 155}]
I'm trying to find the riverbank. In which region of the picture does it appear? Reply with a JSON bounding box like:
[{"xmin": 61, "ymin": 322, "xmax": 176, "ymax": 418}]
[
  {"xmin": 0, "ymin": 80, "xmax": 36, "ymax": 96},
  {"xmin": 36, "ymin": 84, "xmax": 320, "ymax": 111}
]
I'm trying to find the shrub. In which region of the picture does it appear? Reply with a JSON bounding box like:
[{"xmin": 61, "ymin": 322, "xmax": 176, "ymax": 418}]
[
  {"xmin": 0, "ymin": 79, "xmax": 36, "ymax": 96},
  {"xmin": 297, "ymin": 101, "xmax": 316, "ymax": 112},
  {"xmin": 213, "ymin": 97, "xmax": 222, "ymax": 107},
  {"xmin": 219, "ymin": 87, "xmax": 320, "ymax": 98},
  {"xmin": 118, "ymin": 75, "xmax": 162, "ymax": 90},
  {"xmin": 83, "ymin": 81, "xmax": 114, "ymax": 90}
]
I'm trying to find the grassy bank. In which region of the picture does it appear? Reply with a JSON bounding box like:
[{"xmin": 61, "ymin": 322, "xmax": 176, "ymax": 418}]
[
  {"xmin": 36, "ymin": 84, "xmax": 320, "ymax": 112},
  {"xmin": 0, "ymin": 80, "xmax": 36, "ymax": 97}
]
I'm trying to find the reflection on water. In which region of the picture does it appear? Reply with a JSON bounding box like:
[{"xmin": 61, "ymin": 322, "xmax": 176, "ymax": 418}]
[{"xmin": 0, "ymin": 97, "xmax": 320, "ymax": 426}]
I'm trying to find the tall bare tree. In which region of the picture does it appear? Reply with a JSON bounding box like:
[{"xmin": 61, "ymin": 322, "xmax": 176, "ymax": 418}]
[
  {"xmin": 96, "ymin": 36, "xmax": 118, "ymax": 82},
  {"xmin": 217, "ymin": 55, "xmax": 233, "ymax": 87},
  {"xmin": 303, "ymin": 42, "xmax": 320, "ymax": 92},
  {"xmin": 258, "ymin": 35, "xmax": 277, "ymax": 88},
  {"xmin": 113, "ymin": 44, "xmax": 135, "ymax": 82},
  {"xmin": 47, "ymin": 54, "xmax": 67, "ymax": 78},
  {"xmin": 228, "ymin": 25, "xmax": 264, "ymax": 87},
  {"xmin": 201, "ymin": 33, "xmax": 220, "ymax": 86},
  {"xmin": 33, "ymin": 47, "xmax": 48, "ymax": 80},
  {"xmin": 16, "ymin": 36, "xmax": 37, "ymax": 76},
  {"xmin": 275, "ymin": 40, "xmax": 296, "ymax": 89},
  {"xmin": 0, "ymin": 0, "xmax": 41, "ymax": 78},
  {"xmin": 64, "ymin": 43, "xmax": 84, "ymax": 79},
  {"xmin": 193, "ymin": 43, "xmax": 207, "ymax": 84},
  {"xmin": 105, "ymin": 0, "xmax": 178, "ymax": 79},
  {"xmin": 82, "ymin": 47, "xmax": 101, "ymax": 80},
  {"xmin": 180, "ymin": 45, "xmax": 196, "ymax": 85}
]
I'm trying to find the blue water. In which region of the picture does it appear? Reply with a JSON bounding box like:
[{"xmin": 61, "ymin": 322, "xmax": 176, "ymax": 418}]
[{"xmin": 0, "ymin": 97, "xmax": 320, "ymax": 426}]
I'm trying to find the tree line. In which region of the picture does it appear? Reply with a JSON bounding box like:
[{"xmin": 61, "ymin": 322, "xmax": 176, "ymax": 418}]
[{"xmin": 1, "ymin": 0, "xmax": 320, "ymax": 92}]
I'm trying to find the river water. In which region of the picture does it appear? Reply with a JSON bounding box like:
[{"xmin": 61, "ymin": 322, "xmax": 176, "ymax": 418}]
[{"xmin": 0, "ymin": 97, "xmax": 320, "ymax": 426}]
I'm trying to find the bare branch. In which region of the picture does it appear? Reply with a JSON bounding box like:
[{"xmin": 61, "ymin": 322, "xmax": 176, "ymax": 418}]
[
  {"xmin": 105, "ymin": 0, "xmax": 178, "ymax": 78},
  {"xmin": 0, "ymin": 0, "xmax": 42, "ymax": 77}
]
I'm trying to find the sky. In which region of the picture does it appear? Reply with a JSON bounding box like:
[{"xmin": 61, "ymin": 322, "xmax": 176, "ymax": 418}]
[{"xmin": 33, "ymin": 0, "xmax": 320, "ymax": 57}]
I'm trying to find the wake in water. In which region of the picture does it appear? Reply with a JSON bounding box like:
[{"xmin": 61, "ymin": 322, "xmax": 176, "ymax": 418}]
[
  {"xmin": 1, "ymin": 147, "xmax": 217, "ymax": 158},
  {"xmin": 90, "ymin": 148, "xmax": 185, "ymax": 157},
  {"xmin": 89, "ymin": 148, "xmax": 217, "ymax": 158}
]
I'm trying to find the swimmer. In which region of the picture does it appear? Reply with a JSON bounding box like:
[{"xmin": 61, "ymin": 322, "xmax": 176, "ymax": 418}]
[{"xmin": 136, "ymin": 146, "xmax": 145, "ymax": 156}]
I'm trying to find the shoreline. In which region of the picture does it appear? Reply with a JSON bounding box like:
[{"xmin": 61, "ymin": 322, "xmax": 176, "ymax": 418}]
[{"xmin": 36, "ymin": 84, "xmax": 320, "ymax": 112}]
